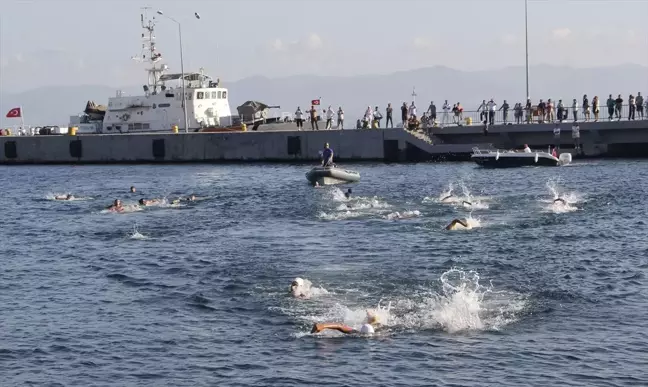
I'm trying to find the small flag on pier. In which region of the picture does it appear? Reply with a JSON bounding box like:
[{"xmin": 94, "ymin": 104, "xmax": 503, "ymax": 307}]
[{"xmin": 311, "ymin": 99, "xmax": 320, "ymax": 106}]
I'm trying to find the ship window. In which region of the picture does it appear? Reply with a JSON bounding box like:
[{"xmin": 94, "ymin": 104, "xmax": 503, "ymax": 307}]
[
  {"xmin": 222, "ymin": 91, "xmax": 227, "ymax": 99},
  {"xmin": 211, "ymin": 92, "xmax": 218, "ymax": 99},
  {"xmin": 142, "ymin": 123, "xmax": 150, "ymax": 129},
  {"xmin": 217, "ymin": 91, "xmax": 222, "ymax": 99},
  {"xmin": 196, "ymin": 92, "xmax": 204, "ymax": 99},
  {"xmin": 158, "ymin": 103, "xmax": 171, "ymax": 108},
  {"xmin": 165, "ymin": 93, "xmax": 175, "ymax": 98}
]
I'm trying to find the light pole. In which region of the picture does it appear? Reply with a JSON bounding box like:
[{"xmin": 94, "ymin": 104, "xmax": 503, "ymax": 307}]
[
  {"xmin": 157, "ymin": 10, "xmax": 189, "ymax": 133},
  {"xmin": 524, "ymin": 0, "xmax": 530, "ymax": 100}
]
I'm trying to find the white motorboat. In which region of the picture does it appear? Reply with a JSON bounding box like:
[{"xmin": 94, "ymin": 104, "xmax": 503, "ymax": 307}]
[
  {"xmin": 471, "ymin": 147, "xmax": 572, "ymax": 168},
  {"xmin": 305, "ymin": 166, "xmax": 361, "ymax": 186}
]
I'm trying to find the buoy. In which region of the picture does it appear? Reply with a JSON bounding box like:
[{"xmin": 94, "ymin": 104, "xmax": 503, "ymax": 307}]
[
  {"xmin": 241, "ymin": 123, "xmax": 247, "ymax": 132},
  {"xmin": 172, "ymin": 125, "xmax": 179, "ymax": 133},
  {"xmin": 68, "ymin": 126, "xmax": 77, "ymax": 136},
  {"xmin": 465, "ymin": 117, "xmax": 472, "ymax": 125}
]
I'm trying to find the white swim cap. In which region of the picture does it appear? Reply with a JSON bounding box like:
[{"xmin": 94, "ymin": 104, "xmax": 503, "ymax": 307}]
[
  {"xmin": 360, "ymin": 323, "xmax": 375, "ymax": 334},
  {"xmin": 293, "ymin": 278, "xmax": 304, "ymax": 286}
]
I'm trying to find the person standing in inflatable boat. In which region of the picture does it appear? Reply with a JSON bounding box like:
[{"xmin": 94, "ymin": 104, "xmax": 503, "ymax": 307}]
[{"xmin": 321, "ymin": 143, "xmax": 334, "ymax": 167}]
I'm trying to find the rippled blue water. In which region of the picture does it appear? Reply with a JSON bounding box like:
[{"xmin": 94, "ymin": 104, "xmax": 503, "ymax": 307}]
[{"xmin": 1, "ymin": 161, "xmax": 647, "ymax": 387}]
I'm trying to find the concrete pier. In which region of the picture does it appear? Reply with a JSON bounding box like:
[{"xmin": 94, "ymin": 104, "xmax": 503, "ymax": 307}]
[
  {"xmin": 0, "ymin": 129, "xmax": 488, "ymax": 165},
  {"xmin": 0, "ymin": 119, "xmax": 647, "ymax": 165}
]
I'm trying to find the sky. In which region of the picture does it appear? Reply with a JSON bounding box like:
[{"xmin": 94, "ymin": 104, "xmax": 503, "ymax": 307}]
[{"xmin": 1, "ymin": 0, "xmax": 647, "ymax": 93}]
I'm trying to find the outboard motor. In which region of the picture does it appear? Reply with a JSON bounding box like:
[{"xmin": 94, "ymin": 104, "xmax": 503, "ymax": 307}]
[{"xmin": 559, "ymin": 153, "xmax": 572, "ymax": 166}]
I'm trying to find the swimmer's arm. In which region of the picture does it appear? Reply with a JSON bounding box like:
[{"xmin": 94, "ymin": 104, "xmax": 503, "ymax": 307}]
[
  {"xmin": 456, "ymin": 219, "xmax": 469, "ymax": 228},
  {"xmin": 311, "ymin": 323, "xmax": 356, "ymax": 334}
]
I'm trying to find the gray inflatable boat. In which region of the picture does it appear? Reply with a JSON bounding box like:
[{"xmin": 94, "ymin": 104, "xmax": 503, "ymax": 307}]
[{"xmin": 305, "ymin": 166, "xmax": 361, "ymax": 186}]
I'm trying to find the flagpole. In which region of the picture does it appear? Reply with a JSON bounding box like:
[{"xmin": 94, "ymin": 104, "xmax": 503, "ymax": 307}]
[{"xmin": 20, "ymin": 106, "xmax": 25, "ymax": 133}]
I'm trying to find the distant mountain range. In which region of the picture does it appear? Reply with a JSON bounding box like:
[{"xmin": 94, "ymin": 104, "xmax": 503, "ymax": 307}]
[{"xmin": 2, "ymin": 64, "xmax": 647, "ymax": 126}]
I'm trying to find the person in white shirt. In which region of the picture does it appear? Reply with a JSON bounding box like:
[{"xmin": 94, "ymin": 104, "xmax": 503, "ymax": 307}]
[
  {"xmin": 487, "ymin": 99, "xmax": 497, "ymax": 125},
  {"xmin": 477, "ymin": 99, "xmax": 487, "ymax": 123},
  {"xmin": 441, "ymin": 100, "xmax": 450, "ymax": 127},
  {"xmin": 294, "ymin": 106, "xmax": 304, "ymax": 130},
  {"xmin": 571, "ymin": 123, "xmax": 580, "ymax": 153},
  {"xmin": 523, "ymin": 144, "xmax": 532, "ymax": 153},
  {"xmin": 363, "ymin": 106, "xmax": 372, "ymax": 128},
  {"xmin": 408, "ymin": 102, "xmax": 417, "ymax": 119},
  {"xmin": 337, "ymin": 107, "xmax": 344, "ymax": 129},
  {"xmin": 372, "ymin": 106, "xmax": 383, "ymax": 128},
  {"xmin": 553, "ymin": 123, "xmax": 561, "ymax": 150},
  {"xmin": 571, "ymin": 99, "xmax": 579, "ymax": 122},
  {"xmin": 325, "ymin": 106, "xmax": 335, "ymax": 130}
]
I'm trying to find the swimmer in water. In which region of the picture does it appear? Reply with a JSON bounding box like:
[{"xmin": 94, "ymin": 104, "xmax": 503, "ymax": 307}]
[
  {"xmin": 171, "ymin": 194, "xmax": 197, "ymax": 205},
  {"xmin": 311, "ymin": 310, "xmax": 380, "ymax": 335},
  {"xmin": 344, "ymin": 189, "xmax": 352, "ymax": 199},
  {"xmin": 289, "ymin": 277, "xmax": 312, "ymax": 299},
  {"xmin": 441, "ymin": 194, "xmax": 454, "ymax": 202},
  {"xmin": 54, "ymin": 194, "xmax": 74, "ymax": 201},
  {"xmin": 130, "ymin": 186, "xmax": 136, "ymax": 193},
  {"xmin": 138, "ymin": 198, "xmax": 161, "ymax": 206},
  {"xmin": 106, "ymin": 199, "xmax": 124, "ymax": 212},
  {"xmin": 445, "ymin": 218, "xmax": 471, "ymax": 230},
  {"xmin": 462, "ymin": 200, "xmax": 472, "ymax": 207},
  {"xmin": 553, "ymin": 198, "xmax": 567, "ymax": 205}
]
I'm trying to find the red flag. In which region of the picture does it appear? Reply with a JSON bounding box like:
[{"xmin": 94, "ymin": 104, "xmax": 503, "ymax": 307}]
[
  {"xmin": 311, "ymin": 99, "xmax": 320, "ymax": 106},
  {"xmin": 6, "ymin": 107, "xmax": 22, "ymax": 118}
]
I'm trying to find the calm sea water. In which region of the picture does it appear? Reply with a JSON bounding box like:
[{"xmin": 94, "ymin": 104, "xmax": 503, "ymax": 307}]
[{"xmin": 1, "ymin": 161, "xmax": 647, "ymax": 387}]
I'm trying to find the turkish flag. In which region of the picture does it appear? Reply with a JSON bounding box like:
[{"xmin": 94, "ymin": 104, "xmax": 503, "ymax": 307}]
[
  {"xmin": 311, "ymin": 99, "xmax": 320, "ymax": 106},
  {"xmin": 6, "ymin": 107, "xmax": 22, "ymax": 118}
]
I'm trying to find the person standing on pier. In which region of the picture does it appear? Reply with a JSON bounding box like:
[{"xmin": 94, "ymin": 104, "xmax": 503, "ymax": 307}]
[
  {"xmin": 372, "ymin": 106, "xmax": 383, "ymax": 128},
  {"xmin": 295, "ymin": 107, "xmax": 304, "ymax": 130},
  {"xmin": 309, "ymin": 105, "xmax": 319, "ymax": 130},
  {"xmin": 408, "ymin": 101, "xmax": 417, "ymax": 119},
  {"xmin": 427, "ymin": 101, "xmax": 437, "ymax": 126},
  {"xmin": 385, "ymin": 103, "xmax": 393, "ymax": 128},
  {"xmin": 487, "ymin": 99, "xmax": 496, "ymax": 125},
  {"xmin": 572, "ymin": 99, "xmax": 579, "ymax": 122},
  {"xmin": 499, "ymin": 100, "xmax": 510, "ymax": 125},
  {"xmin": 477, "ymin": 99, "xmax": 487, "ymax": 123},
  {"xmin": 442, "ymin": 100, "xmax": 451, "ymax": 127},
  {"xmin": 628, "ymin": 94, "xmax": 636, "ymax": 121},
  {"xmin": 336, "ymin": 107, "xmax": 344, "ymax": 129},
  {"xmin": 606, "ymin": 95, "xmax": 615, "ymax": 121},
  {"xmin": 636, "ymin": 92, "xmax": 644, "ymax": 120},
  {"xmin": 546, "ymin": 99, "xmax": 554, "ymax": 123},
  {"xmin": 582, "ymin": 95, "xmax": 590, "ymax": 122},
  {"xmin": 557, "ymin": 99, "xmax": 565, "ymax": 122},
  {"xmin": 592, "ymin": 96, "xmax": 600, "ymax": 122},
  {"xmin": 400, "ymin": 103, "xmax": 408, "ymax": 127},
  {"xmin": 525, "ymin": 99, "xmax": 533, "ymax": 124},
  {"xmin": 325, "ymin": 106, "xmax": 335, "ymax": 130},
  {"xmin": 614, "ymin": 94, "xmax": 623, "ymax": 120}
]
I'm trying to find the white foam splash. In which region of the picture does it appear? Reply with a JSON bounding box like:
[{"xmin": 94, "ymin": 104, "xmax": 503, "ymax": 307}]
[
  {"xmin": 543, "ymin": 179, "xmax": 582, "ymax": 213},
  {"xmin": 296, "ymin": 269, "xmax": 525, "ymax": 337},
  {"xmin": 384, "ymin": 210, "xmax": 421, "ymax": 220}
]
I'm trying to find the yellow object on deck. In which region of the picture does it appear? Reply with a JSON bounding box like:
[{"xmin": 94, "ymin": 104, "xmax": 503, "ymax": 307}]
[
  {"xmin": 68, "ymin": 127, "xmax": 77, "ymax": 136},
  {"xmin": 6, "ymin": 129, "xmax": 11, "ymax": 136},
  {"xmin": 465, "ymin": 117, "xmax": 472, "ymax": 125},
  {"xmin": 172, "ymin": 125, "xmax": 179, "ymax": 133},
  {"xmin": 372, "ymin": 121, "xmax": 379, "ymax": 128},
  {"xmin": 241, "ymin": 123, "xmax": 247, "ymax": 132}
]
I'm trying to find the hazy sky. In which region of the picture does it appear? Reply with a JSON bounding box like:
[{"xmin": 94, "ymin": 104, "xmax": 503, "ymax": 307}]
[{"xmin": 1, "ymin": 0, "xmax": 647, "ymax": 93}]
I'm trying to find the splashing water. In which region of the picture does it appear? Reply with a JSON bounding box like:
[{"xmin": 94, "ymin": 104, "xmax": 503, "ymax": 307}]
[
  {"xmin": 295, "ymin": 269, "xmax": 525, "ymax": 337},
  {"xmin": 543, "ymin": 179, "xmax": 582, "ymax": 213},
  {"xmin": 384, "ymin": 210, "xmax": 421, "ymax": 220},
  {"xmin": 129, "ymin": 224, "xmax": 149, "ymax": 240}
]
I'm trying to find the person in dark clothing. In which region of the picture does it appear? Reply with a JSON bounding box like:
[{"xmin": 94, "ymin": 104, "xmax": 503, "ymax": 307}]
[
  {"xmin": 537, "ymin": 100, "xmax": 546, "ymax": 123},
  {"xmin": 614, "ymin": 95, "xmax": 623, "ymax": 120},
  {"xmin": 606, "ymin": 94, "xmax": 615, "ymax": 121},
  {"xmin": 309, "ymin": 105, "xmax": 319, "ymax": 130},
  {"xmin": 385, "ymin": 103, "xmax": 394, "ymax": 128},
  {"xmin": 400, "ymin": 103, "xmax": 408, "ymax": 127},
  {"xmin": 500, "ymin": 100, "xmax": 510, "ymax": 124},
  {"xmin": 321, "ymin": 142, "xmax": 333, "ymax": 167}
]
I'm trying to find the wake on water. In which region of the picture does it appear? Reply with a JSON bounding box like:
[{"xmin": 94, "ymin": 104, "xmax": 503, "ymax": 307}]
[
  {"xmin": 542, "ymin": 179, "xmax": 583, "ymax": 213},
  {"xmin": 424, "ymin": 181, "xmax": 491, "ymax": 210},
  {"xmin": 296, "ymin": 269, "xmax": 526, "ymax": 337}
]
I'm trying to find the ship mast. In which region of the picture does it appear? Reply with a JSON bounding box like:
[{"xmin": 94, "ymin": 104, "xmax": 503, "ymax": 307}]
[{"xmin": 137, "ymin": 7, "xmax": 167, "ymax": 96}]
